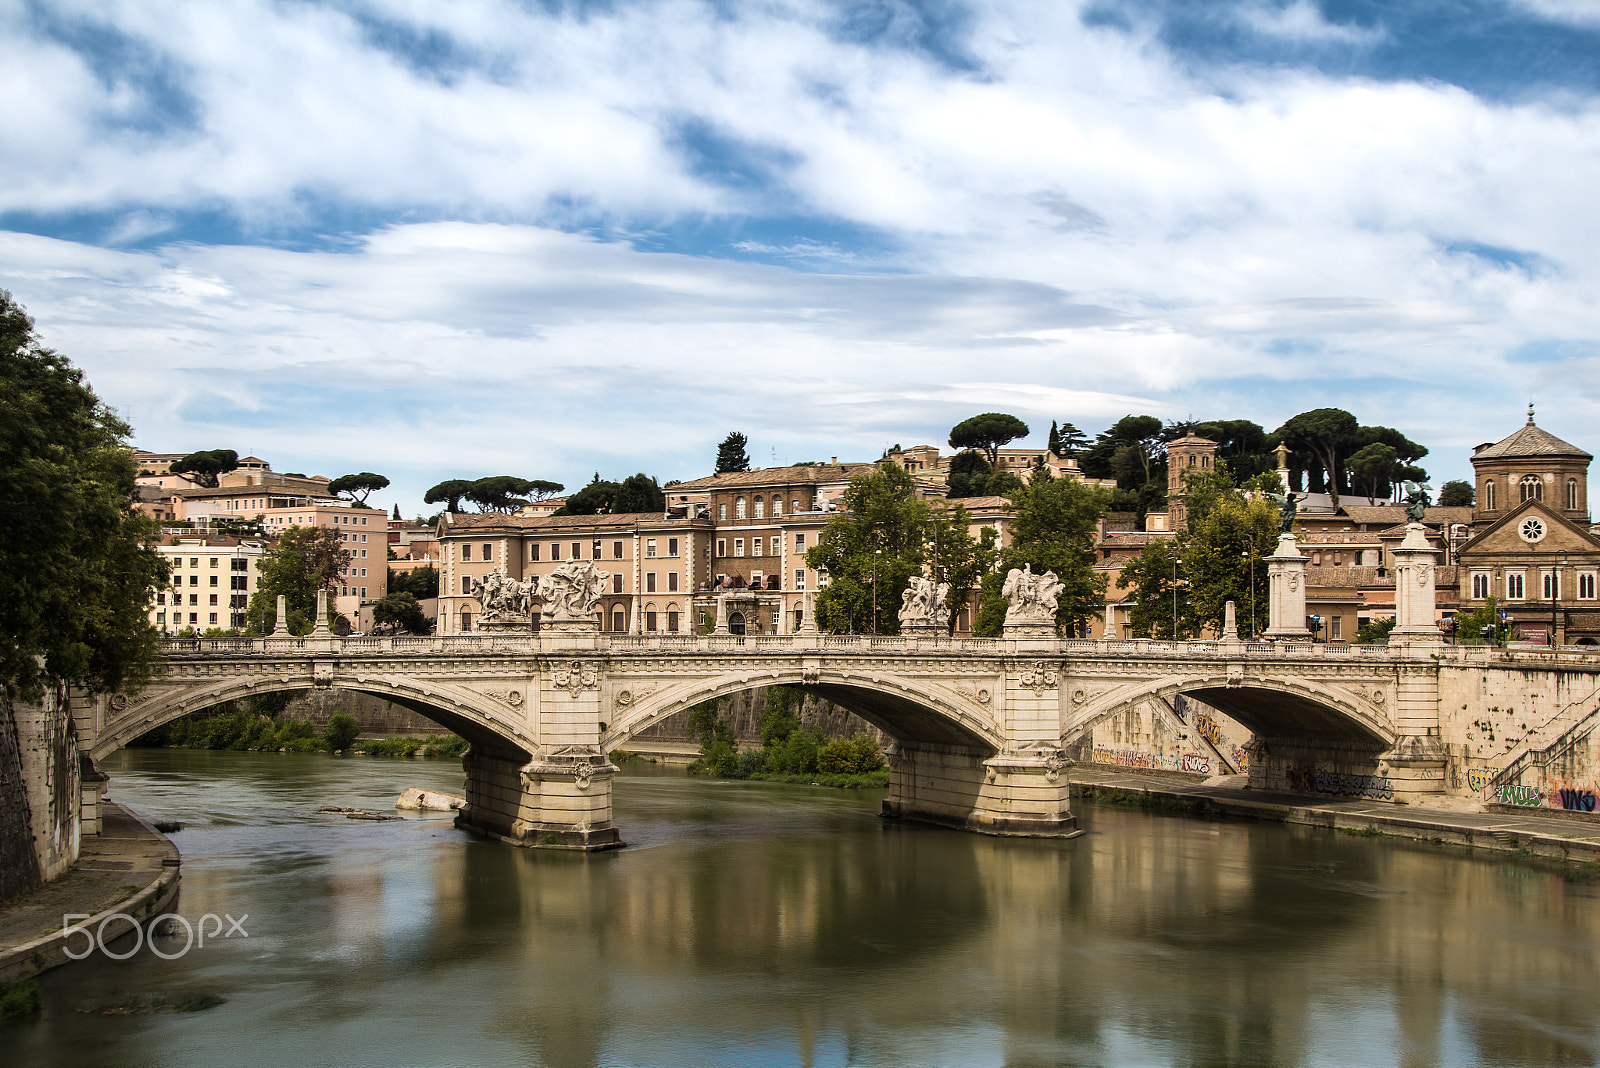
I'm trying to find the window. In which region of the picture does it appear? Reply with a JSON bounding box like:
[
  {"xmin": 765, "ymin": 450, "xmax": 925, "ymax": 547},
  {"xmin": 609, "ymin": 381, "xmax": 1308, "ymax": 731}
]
[
  {"xmin": 209, "ymin": 613, "xmax": 218, "ymax": 624},
  {"xmin": 735, "ymin": 497, "xmax": 747, "ymax": 519},
  {"xmin": 209, "ymin": 594, "xmax": 218, "ymax": 606},
  {"xmin": 189, "ymin": 594, "xmax": 198, "ymax": 605},
  {"xmin": 462, "ymin": 544, "xmax": 472, "ymax": 560},
  {"xmin": 1521, "ymin": 474, "xmax": 1543, "ymax": 502},
  {"xmin": 794, "ymin": 533, "xmax": 806, "ymax": 552},
  {"xmin": 646, "ymin": 538, "xmax": 657, "ymax": 558},
  {"xmin": 735, "ymin": 538, "xmax": 745, "ymax": 557},
  {"xmin": 646, "ymin": 610, "xmax": 658, "ymax": 631},
  {"xmin": 668, "ymin": 537, "xmax": 679, "ymax": 557},
  {"xmin": 1330, "ymin": 617, "xmax": 1342, "ymax": 640},
  {"xmin": 190, "ymin": 558, "xmax": 199, "ymax": 567},
  {"xmin": 209, "ymin": 557, "xmax": 218, "ymax": 567},
  {"xmin": 462, "ymin": 576, "xmax": 473, "ymax": 595},
  {"xmin": 360, "ymin": 568, "xmax": 366, "ymax": 577},
  {"xmin": 361, "ymin": 533, "xmax": 368, "ymax": 542},
  {"xmin": 461, "ymin": 612, "xmax": 472, "ymax": 632},
  {"xmin": 482, "ymin": 543, "xmax": 493, "ymax": 561},
  {"xmin": 232, "ymin": 558, "xmax": 247, "ymax": 571},
  {"xmin": 611, "ymin": 541, "xmax": 622, "ymax": 559},
  {"xmin": 190, "ymin": 575, "xmax": 199, "ymax": 586},
  {"xmin": 668, "ymin": 572, "xmax": 679, "ymax": 592},
  {"xmin": 1569, "ymin": 479, "xmax": 1580, "ymax": 511},
  {"xmin": 647, "ymin": 573, "xmax": 657, "ymax": 593},
  {"xmin": 717, "ymin": 539, "xmax": 727, "ymax": 557},
  {"xmin": 1484, "ymin": 480, "xmax": 1496, "ymax": 511},
  {"xmin": 210, "ymin": 575, "xmax": 219, "ymax": 587},
  {"xmin": 754, "ymin": 497, "xmax": 764, "ymax": 518},
  {"xmin": 1543, "ymin": 570, "xmax": 1560, "ymax": 600},
  {"xmin": 612, "ymin": 574, "xmax": 623, "ymax": 594},
  {"xmin": 531, "ymin": 544, "xmax": 541, "ymax": 561},
  {"xmin": 189, "ymin": 613, "xmax": 197, "ymax": 624},
  {"xmin": 572, "ymin": 542, "xmax": 582, "ymax": 560},
  {"xmin": 611, "ymin": 608, "xmax": 625, "ymax": 632},
  {"xmin": 360, "ymin": 549, "xmax": 366, "ymax": 558},
  {"xmin": 719, "ymin": 504, "xmax": 727, "ymax": 520},
  {"xmin": 158, "ymin": 593, "xmax": 166, "ymax": 605},
  {"xmin": 157, "ymin": 612, "xmax": 165, "ymax": 624},
  {"xmin": 1471, "ymin": 572, "xmax": 1491, "ymax": 599},
  {"xmin": 795, "ymin": 568, "xmax": 806, "ymax": 589},
  {"xmin": 1579, "ymin": 572, "xmax": 1597, "ymax": 599},
  {"xmin": 752, "ymin": 537, "xmax": 763, "ymax": 556},
  {"xmin": 1507, "ymin": 571, "xmax": 1525, "ymax": 599},
  {"xmin": 551, "ymin": 542, "xmax": 561, "ymax": 560},
  {"xmin": 667, "ymin": 610, "xmax": 679, "ymax": 632},
  {"xmin": 361, "ymin": 587, "xmax": 366, "ymax": 598},
  {"xmin": 772, "ymin": 498, "xmax": 782, "ymax": 517}
]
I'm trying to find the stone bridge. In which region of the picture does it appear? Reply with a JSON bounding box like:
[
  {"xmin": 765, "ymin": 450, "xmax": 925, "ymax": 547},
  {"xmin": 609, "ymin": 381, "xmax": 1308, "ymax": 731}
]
[{"xmin": 77, "ymin": 627, "xmax": 1593, "ymax": 850}]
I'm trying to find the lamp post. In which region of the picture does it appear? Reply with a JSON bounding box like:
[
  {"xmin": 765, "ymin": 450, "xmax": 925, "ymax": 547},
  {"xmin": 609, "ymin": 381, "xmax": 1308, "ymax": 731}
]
[{"xmin": 1171, "ymin": 552, "xmax": 1179, "ymax": 640}]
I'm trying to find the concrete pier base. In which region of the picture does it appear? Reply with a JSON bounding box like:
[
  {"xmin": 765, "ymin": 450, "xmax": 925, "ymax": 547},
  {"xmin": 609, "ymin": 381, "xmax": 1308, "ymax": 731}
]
[
  {"xmin": 883, "ymin": 740, "xmax": 1082, "ymax": 838},
  {"xmin": 456, "ymin": 746, "xmax": 623, "ymax": 851}
]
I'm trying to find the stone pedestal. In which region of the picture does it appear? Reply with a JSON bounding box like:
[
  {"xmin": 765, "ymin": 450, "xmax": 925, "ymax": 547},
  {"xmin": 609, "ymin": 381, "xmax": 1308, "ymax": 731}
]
[
  {"xmin": 271, "ymin": 594, "xmax": 290, "ymax": 637},
  {"xmin": 476, "ymin": 618, "xmax": 534, "ymax": 634},
  {"xmin": 883, "ymin": 741, "xmax": 1081, "ymax": 837},
  {"xmin": 1264, "ymin": 532, "xmax": 1311, "ymax": 640},
  {"xmin": 312, "ymin": 588, "xmax": 331, "ymax": 636},
  {"xmin": 1390, "ymin": 522, "xmax": 1442, "ymax": 644}
]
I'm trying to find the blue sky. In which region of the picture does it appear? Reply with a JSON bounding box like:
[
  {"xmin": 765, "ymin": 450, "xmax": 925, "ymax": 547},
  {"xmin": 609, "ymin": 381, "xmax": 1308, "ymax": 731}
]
[{"xmin": 5, "ymin": 0, "xmax": 1600, "ymax": 513}]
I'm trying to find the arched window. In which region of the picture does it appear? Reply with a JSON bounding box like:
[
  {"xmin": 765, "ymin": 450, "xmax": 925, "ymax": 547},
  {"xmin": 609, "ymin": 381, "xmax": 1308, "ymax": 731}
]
[
  {"xmin": 1568, "ymin": 478, "xmax": 1579, "ymax": 511},
  {"xmin": 611, "ymin": 608, "xmax": 625, "ymax": 632},
  {"xmin": 735, "ymin": 497, "xmax": 747, "ymax": 519},
  {"xmin": 754, "ymin": 496, "xmax": 764, "ymax": 518},
  {"xmin": 1484, "ymin": 480, "xmax": 1496, "ymax": 511},
  {"xmin": 772, "ymin": 497, "xmax": 783, "ymax": 517},
  {"xmin": 1521, "ymin": 475, "xmax": 1543, "ymax": 502}
]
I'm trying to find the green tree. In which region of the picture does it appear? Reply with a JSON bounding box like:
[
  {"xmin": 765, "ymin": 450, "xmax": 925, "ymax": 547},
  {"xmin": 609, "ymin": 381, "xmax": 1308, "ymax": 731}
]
[
  {"xmin": 423, "ymin": 479, "xmax": 475, "ymax": 514},
  {"xmin": 0, "ymin": 292, "xmax": 169, "ymax": 700},
  {"xmin": 1276, "ymin": 408, "xmax": 1360, "ymax": 508},
  {"xmin": 168, "ymin": 449, "xmax": 239, "ymax": 488},
  {"xmin": 553, "ymin": 476, "xmax": 622, "ymax": 516},
  {"xmin": 716, "ymin": 431, "xmax": 751, "ymax": 473},
  {"xmin": 391, "ymin": 503, "xmax": 401, "ymax": 521},
  {"xmin": 323, "ymin": 713, "xmax": 359, "ymax": 752},
  {"xmin": 1438, "ymin": 480, "xmax": 1475, "ymax": 507},
  {"xmin": 1192, "ymin": 419, "xmax": 1274, "ymax": 479},
  {"xmin": 805, "ymin": 464, "xmax": 930, "ymax": 634},
  {"xmin": 945, "ymin": 449, "xmax": 992, "ymax": 498},
  {"xmin": 1117, "ymin": 541, "xmax": 1191, "ymax": 639},
  {"xmin": 976, "ymin": 468, "xmax": 1109, "ymax": 636},
  {"xmin": 927, "ymin": 502, "xmax": 998, "ymax": 635},
  {"xmin": 327, "ymin": 472, "xmax": 390, "ymax": 504},
  {"xmin": 245, "ymin": 526, "xmax": 351, "ymax": 635},
  {"xmin": 1176, "ymin": 465, "xmax": 1280, "ymax": 636},
  {"xmin": 1055, "ymin": 421, "xmax": 1091, "ymax": 456},
  {"xmin": 948, "ymin": 413, "xmax": 1030, "ymax": 466},
  {"xmin": 388, "ymin": 565, "xmax": 439, "ymax": 599},
  {"xmin": 372, "ymin": 592, "xmax": 428, "ymax": 634},
  {"xmin": 614, "ymin": 473, "xmax": 666, "ymax": 514},
  {"xmin": 464, "ymin": 476, "xmax": 539, "ymax": 513},
  {"xmin": 1346, "ymin": 443, "xmax": 1400, "ymax": 499}
]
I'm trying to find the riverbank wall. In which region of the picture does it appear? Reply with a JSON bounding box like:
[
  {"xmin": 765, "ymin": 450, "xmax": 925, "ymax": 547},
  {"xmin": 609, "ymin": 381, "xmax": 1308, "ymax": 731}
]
[{"xmin": 0, "ymin": 685, "xmax": 83, "ymax": 900}]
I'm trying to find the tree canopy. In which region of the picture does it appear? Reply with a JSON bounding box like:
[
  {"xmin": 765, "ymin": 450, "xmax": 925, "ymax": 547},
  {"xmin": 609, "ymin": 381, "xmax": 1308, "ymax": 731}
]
[
  {"xmin": 1438, "ymin": 480, "xmax": 1475, "ymax": 507},
  {"xmin": 168, "ymin": 449, "xmax": 239, "ymax": 488},
  {"xmin": 805, "ymin": 465, "xmax": 930, "ymax": 634},
  {"xmin": 387, "ymin": 565, "xmax": 439, "ymax": 600},
  {"xmin": 423, "ymin": 479, "xmax": 476, "ymax": 514},
  {"xmin": 614, "ymin": 473, "xmax": 666, "ymax": 514},
  {"xmin": 975, "ymin": 468, "xmax": 1109, "ymax": 637},
  {"xmin": 716, "ymin": 431, "xmax": 751, "ymax": 473},
  {"xmin": 945, "ymin": 449, "xmax": 993, "ymax": 498},
  {"xmin": 425, "ymin": 476, "xmax": 563, "ymax": 514},
  {"xmin": 327, "ymin": 471, "xmax": 390, "ymax": 504},
  {"xmin": 1, "ymin": 291, "xmax": 169, "ymax": 699},
  {"xmin": 245, "ymin": 526, "xmax": 352, "ymax": 635},
  {"xmin": 372, "ymin": 592, "xmax": 428, "ymax": 634},
  {"xmin": 1275, "ymin": 409, "xmax": 1429, "ymax": 506},
  {"xmin": 948, "ymin": 413, "xmax": 1030, "ymax": 466}
]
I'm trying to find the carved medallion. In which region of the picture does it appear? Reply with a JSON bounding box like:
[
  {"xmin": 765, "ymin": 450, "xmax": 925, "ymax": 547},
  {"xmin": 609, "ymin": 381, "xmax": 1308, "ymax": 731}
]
[
  {"xmin": 1019, "ymin": 660, "xmax": 1060, "ymax": 695},
  {"xmin": 551, "ymin": 661, "xmax": 602, "ymax": 696}
]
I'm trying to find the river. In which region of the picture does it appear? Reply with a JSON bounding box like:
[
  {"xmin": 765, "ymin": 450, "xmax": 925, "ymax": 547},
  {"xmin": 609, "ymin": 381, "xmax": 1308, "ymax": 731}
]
[{"xmin": 7, "ymin": 748, "xmax": 1600, "ymax": 1067}]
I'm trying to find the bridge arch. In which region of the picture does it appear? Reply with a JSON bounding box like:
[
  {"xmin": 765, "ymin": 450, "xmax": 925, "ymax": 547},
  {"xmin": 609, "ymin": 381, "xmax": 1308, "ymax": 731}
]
[
  {"xmin": 1061, "ymin": 673, "xmax": 1395, "ymax": 750},
  {"xmin": 604, "ymin": 667, "xmax": 1004, "ymax": 754},
  {"xmin": 93, "ymin": 672, "xmax": 538, "ymax": 764}
]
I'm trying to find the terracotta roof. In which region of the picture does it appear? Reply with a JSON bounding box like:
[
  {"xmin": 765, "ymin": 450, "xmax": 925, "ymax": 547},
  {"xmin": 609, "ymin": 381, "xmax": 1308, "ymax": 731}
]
[
  {"xmin": 440, "ymin": 511, "xmax": 693, "ymax": 534},
  {"xmin": 1474, "ymin": 419, "xmax": 1591, "ymax": 461},
  {"xmin": 668, "ymin": 465, "xmax": 873, "ymax": 490},
  {"xmin": 1339, "ymin": 505, "xmax": 1472, "ymax": 527}
]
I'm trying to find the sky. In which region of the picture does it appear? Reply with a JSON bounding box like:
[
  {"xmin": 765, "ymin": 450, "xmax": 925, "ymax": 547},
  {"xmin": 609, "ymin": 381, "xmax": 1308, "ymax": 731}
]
[{"xmin": 5, "ymin": 0, "xmax": 1600, "ymax": 515}]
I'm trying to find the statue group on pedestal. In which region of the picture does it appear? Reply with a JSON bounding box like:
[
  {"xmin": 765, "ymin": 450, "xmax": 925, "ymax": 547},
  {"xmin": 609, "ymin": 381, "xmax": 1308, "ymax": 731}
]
[
  {"xmin": 898, "ymin": 575, "xmax": 950, "ymax": 630},
  {"xmin": 470, "ymin": 561, "xmax": 610, "ymax": 625},
  {"xmin": 1001, "ymin": 564, "xmax": 1065, "ymax": 625}
]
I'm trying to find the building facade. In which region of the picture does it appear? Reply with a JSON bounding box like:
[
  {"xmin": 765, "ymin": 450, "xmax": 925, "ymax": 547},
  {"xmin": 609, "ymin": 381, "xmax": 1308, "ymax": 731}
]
[{"xmin": 149, "ymin": 536, "xmax": 265, "ymax": 634}]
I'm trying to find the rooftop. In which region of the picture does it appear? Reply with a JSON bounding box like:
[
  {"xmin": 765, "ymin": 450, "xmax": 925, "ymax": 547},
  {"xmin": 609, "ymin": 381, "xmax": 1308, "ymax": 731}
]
[{"xmin": 1473, "ymin": 412, "xmax": 1591, "ymax": 461}]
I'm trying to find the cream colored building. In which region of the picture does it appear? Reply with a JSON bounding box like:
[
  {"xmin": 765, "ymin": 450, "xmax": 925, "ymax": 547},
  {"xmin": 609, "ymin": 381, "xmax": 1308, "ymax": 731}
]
[{"xmin": 150, "ymin": 536, "xmax": 266, "ymax": 634}]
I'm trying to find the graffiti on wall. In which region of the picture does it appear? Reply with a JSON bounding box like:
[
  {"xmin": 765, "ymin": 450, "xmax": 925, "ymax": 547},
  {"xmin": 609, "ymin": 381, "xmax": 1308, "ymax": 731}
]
[
  {"xmin": 1554, "ymin": 786, "xmax": 1597, "ymax": 812},
  {"xmin": 1194, "ymin": 712, "xmax": 1224, "ymax": 747},
  {"xmin": 1287, "ymin": 768, "xmax": 1395, "ymax": 801},
  {"xmin": 1180, "ymin": 753, "xmax": 1212, "ymax": 775},
  {"xmin": 1465, "ymin": 768, "xmax": 1493, "ymax": 795},
  {"xmin": 1232, "ymin": 747, "xmax": 1250, "ymax": 773},
  {"xmin": 1495, "ymin": 784, "xmax": 1544, "ymax": 807},
  {"xmin": 1093, "ymin": 748, "xmax": 1179, "ymax": 773}
]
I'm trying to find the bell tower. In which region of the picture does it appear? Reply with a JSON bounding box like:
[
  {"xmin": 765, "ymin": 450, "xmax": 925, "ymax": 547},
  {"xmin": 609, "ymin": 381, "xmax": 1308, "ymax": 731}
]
[{"xmin": 1166, "ymin": 434, "xmax": 1219, "ymax": 532}]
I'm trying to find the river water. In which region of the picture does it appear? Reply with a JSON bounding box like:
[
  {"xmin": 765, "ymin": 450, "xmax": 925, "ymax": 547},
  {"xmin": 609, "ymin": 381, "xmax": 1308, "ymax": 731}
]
[{"xmin": 7, "ymin": 748, "xmax": 1600, "ymax": 1068}]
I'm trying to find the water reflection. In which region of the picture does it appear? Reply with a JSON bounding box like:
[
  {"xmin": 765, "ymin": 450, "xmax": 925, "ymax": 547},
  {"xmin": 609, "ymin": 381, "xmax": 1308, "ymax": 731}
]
[{"xmin": 6, "ymin": 750, "xmax": 1598, "ymax": 1068}]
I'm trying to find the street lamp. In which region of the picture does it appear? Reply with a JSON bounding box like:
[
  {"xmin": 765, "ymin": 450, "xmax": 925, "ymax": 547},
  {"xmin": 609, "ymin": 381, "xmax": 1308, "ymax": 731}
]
[{"xmin": 1171, "ymin": 553, "xmax": 1179, "ymax": 640}]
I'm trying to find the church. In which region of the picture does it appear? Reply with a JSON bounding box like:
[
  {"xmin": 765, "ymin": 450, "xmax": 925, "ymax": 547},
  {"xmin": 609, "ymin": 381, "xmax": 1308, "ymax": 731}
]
[{"xmin": 1456, "ymin": 408, "xmax": 1600, "ymax": 645}]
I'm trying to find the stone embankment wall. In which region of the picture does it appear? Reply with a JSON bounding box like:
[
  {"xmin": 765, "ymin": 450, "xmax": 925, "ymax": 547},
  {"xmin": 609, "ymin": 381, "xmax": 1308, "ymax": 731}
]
[
  {"xmin": 0, "ymin": 684, "xmax": 81, "ymax": 898},
  {"xmin": 1438, "ymin": 662, "xmax": 1600, "ymax": 813},
  {"xmin": 284, "ymin": 691, "xmax": 450, "ymax": 735},
  {"xmin": 630, "ymin": 687, "xmax": 884, "ymax": 747},
  {"xmin": 1072, "ymin": 695, "xmax": 1252, "ymax": 780}
]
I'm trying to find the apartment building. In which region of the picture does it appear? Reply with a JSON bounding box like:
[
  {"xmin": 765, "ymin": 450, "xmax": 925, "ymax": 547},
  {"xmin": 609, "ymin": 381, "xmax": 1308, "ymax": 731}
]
[{"xmin": 149, "ymin": 536, "xmax": 265, "ymax": 634}]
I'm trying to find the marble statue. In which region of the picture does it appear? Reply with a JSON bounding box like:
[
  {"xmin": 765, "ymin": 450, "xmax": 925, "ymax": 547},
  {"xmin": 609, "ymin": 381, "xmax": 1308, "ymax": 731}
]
[
  {"xmin": 897, "ymin": 575, "xmax": 950, "ymax": 629},
  {"xmin": 538, "ymin": 560, "xmax": 610, "ymax": 622},
  {"xmin": 1001, "ymin": 565, "xmax": 1065, "ymax": 624},
  {"xmin": 469, "ymin": 570, "xmax": 538, "ymax": 623},
  {"xmin": 1268, "ymin": 490, "xmax": 1301, "ymax": 533}
]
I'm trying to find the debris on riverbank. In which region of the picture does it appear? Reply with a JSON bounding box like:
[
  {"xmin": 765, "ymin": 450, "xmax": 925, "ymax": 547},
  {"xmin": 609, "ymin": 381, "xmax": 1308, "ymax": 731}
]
[
  {"xmin": 316, "ymin": 806, "xmax": 401, "ymax": 821},
  {"xmin": 396, "ymin": 788, "xmax": 465, "ymax": 811}
]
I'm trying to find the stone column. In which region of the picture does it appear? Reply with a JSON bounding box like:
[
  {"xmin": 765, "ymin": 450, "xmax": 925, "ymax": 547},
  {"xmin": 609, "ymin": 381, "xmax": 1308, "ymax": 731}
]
[
  {"xmin": 311, "ymin": 588, "xmax": 331, "ymax": 636},
  {"xmin": 713, "ymin": 595, "xmax": 730, "ymax": 635},
  {"xmin": 271, "ymin": 594, "xmax": 290, "ymax": 637},
  {"xmin": 1264, "ymin": 532, "xmax": 1310, "ymax": 640},
  {"xmin": 800, "ymin": 590, "xmax": 817, "ymax": 635},
  {"xmin": 1389, "ymin": 522, "xmax": 1442, "ymax": 644}
]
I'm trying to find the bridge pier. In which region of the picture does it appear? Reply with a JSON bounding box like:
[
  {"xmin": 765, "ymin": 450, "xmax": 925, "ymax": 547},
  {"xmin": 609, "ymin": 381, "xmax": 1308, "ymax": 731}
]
[
  {"xmin": 883, "ymin": 741, "xmax": 1080, "ymax": 837},
  {"xmin": 457, "ymin": 745, "xmax": 622, "ymax": 851}
]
